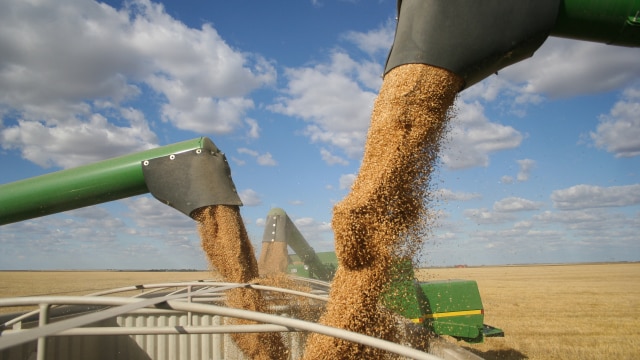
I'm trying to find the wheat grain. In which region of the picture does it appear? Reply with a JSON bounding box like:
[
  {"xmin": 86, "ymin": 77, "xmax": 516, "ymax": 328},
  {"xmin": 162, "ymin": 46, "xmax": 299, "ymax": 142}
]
[
  {"xmin": 194, "ymin": 205, "xmax": 289, "ymax": 360},
  {"xmin": 302, "ymin": 64, "xmax": 462, "ymax": 359}
]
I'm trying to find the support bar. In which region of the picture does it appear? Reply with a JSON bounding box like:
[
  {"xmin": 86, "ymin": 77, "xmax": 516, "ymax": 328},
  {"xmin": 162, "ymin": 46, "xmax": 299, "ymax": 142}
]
[{"xmin": 2, "ymin": 324, "xmax": 295, "ymax": 336}]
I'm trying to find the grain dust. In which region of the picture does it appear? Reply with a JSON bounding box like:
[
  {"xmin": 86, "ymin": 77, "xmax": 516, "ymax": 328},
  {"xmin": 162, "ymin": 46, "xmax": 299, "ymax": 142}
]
[
  {"xmin": 302, "ymin": 64, "xmax": 462, "ymax": 359},
  {"xmin": 193, "ymin": 205, "xmax": 289, "ymax": 360},
  {"xmin": 258, "ymin": 240, "xmax": 290, "ymax": 277},
  {"xmin": 193, "ymin": 63, "xmax": 461, "ymax": 359}
]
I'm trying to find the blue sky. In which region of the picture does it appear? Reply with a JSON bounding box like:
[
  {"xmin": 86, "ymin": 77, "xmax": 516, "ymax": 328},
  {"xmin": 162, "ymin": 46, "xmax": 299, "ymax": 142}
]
[{"xmin": 1, "ymin": 0, "xmax": 639, "ymax": 270}]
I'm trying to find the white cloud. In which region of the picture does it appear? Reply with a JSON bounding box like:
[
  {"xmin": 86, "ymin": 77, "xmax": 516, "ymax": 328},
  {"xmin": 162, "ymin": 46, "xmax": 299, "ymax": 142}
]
[
  {"xmin": 291, "ymin": 216, "xmax": 333, "ymax": 247},
  {"xmin": 339, "ymin": 173, "xmax": 356, "ymax": 190},
  {"xmin": 535, "ymin": 209, "xmax": 607, "ymax": 227},
  {"xmin": 436, "ymin": 189, "xmax": 481, "ymax": 202},
  {"xmin": 441, "ymin": 101, "xmax": 523, "ymax": 169},
  {"xmin": 551, "ymin": 184, "xmax": 640, "ymax": 210},
  {"xmin": 126, "ymin": 196, "xmax": 193, "ymax": 229},
  {"xmin": 463, "ymin": 208, "xmax": 514, "ymax": 225},
  {"xmin": 516, "ymin": 159, "xmax": 536, "ymax": 182},
  {"xmin": 320, "ymin": 148, "xmax": 349, "ymax": 165},
  {"xmin": 0, "ymin": 204, "xmax": 132, "ymax": 261},
  {"xmin": 532, "ymin": 209, "xmax": 639, "ymax": 243},
  {"xmin": 458, "ymin": 38, "xmax": 640, "ymax": 122},
  {"xmin": 269, "ymin": 51, "xmax": 380, "ymax": 158},
  {"xmin": 159, "ymin": 96, "xmax": 255, "ymax": 134},
  {"xmin": 245, "ymin": 118, "xmax": 260, "ymax": 139},
  {"xmin": 433, "ymin": 38, "xmax": 640, "ymax": 174},
  {"xmin": 435, "ymin": 232, "xmax": 457, "ymax": 241},
  {"xmin": 514, "ymin": 220, "xmax": 532, "ymax": 229},
  {"xmin": 256, "ymin": 152, "xmax": 277, "ymax": 166},
  {"xmin": 590, "ymin": 87, "xmax": 640, "ymax": 158},
  {"xmin": 239, "ymin": 188, "xmax": 262, "ymax": 206},
  {"xmin": 501, "ymin": 176, "xmax": 515, "ymax": 184},
  {"xmin": 0, "ymin": 0, "xmax": 273, "ymax": 169},
  {"xmin": 294, "ymin": 217, "xmax": 331, "ymax": 232},
  {"xmin": 237, "ymin": 147, "xmax": 277, "ymax": 166},
  {"xmin": 237, "ymin": 148, "xmax": 258, "ymax": 157},
  {"xmin": 230, "ymin": 156, "xmax": 246, "ymax": 166},
  {"xmin": 341, "ymin": 18, "xmax": 395, "ymax": 57},
  {"xmin": 126, "ymin": 0, "xmax": 275, "ymax": 132},
  {"xmin": 501, "ymin": 37, "xmax": 640, "ymax": 99},
  {"xmin": 462, "ymin": 77, "xmax": 510, "ymax": 103},
  {"xmin": 1, "ymin": 111, "xmax": 157, "ymax": 168},
  {"xmin": 493, "ymin": 197, "xmax": 543, "ymax": 212}
]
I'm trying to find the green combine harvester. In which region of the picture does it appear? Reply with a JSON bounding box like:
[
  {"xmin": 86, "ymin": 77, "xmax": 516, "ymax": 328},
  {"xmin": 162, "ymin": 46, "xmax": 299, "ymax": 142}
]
[{"xmin": 261, "ymin": 208, "xmax": 504, "ymax": 344}]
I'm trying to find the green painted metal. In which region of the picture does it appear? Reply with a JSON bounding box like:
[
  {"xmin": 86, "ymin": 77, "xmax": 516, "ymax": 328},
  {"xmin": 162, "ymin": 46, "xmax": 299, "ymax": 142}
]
[
  {"xmin": 380, "ymin": 260, "xmax": 502, "ymax": 343},
  {"xmin": 552, "ymin": 0, "xmax": 640, "ymax": 46},
  {"xmin": 262, "ymin": 208, "xmax": 334, "ymax": 281},
  {"xmin": 419, "ymin": 280, "xmax": 485, "ymax": 343},
  {"xmin": 384, "ymin": 0, "xmax": 560, "ymax": 89},
  {"xmin": 0, "ymin": 137, "xmax": 214, "ymax": 225},
  {"xmin": 288, "ymin": 251, "xmax": 337, "ymax": 279},
  {"xmin": 381, "ymin": 260, "xmax": 427, "ymax": 321},
  {"xmin": 420, "ymin": 279, "xmax": 483, "ymax": 314},
  {"xmin": 384, "ymin": 0, "xmax": 640, "ymax": 91}
]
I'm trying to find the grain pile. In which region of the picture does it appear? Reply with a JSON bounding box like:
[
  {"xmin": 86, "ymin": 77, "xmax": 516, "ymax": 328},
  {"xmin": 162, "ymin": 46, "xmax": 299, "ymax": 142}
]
[
  {"xmin": 303, "ymin": 64, "xmax": 463, "ymax": 359},
  {"xmin": 193, "ymin": 205, "xmax": 289, "ymax": 360}
]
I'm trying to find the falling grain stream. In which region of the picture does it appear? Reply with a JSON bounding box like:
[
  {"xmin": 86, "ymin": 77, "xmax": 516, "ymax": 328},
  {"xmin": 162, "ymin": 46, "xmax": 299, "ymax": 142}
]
[
  {"xmin": 194, "ymin": 205, "xmax": 289, "ymax": 360},
  {"xmin": 194, "ymin": 63, "xmax": 462, "ymax": 359},
  {"xmin": 303, "ymin": 64, "xmax": 462, "ymax": 359}
]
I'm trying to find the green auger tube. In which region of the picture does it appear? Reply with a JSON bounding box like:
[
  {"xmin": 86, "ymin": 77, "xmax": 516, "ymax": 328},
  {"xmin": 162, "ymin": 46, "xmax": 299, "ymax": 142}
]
[
  {"xmin": 384, "ymin": 0, "xmax": 640, "ymax": 90},
  {"xmin": 0, "ymin": 137, "xmax": 242, "ymax": 226}
]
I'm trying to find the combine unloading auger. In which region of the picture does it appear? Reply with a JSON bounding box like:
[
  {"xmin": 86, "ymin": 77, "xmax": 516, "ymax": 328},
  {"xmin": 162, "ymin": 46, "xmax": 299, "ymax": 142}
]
[
  {"xmin": 0, "ymin": 137, "xmax": 242, "ymax": 226},
  {"xmin": 258, "ymin": 207, "xmax": 335, "ymax": 281},
  {"xmin": 385, "ymin": 0, "xmax": 640, "ymax": 90}
]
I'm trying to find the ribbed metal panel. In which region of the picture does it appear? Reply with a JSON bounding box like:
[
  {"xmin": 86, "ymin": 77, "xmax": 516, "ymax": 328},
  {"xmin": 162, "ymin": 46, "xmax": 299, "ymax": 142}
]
[
  {"xmin": 116, "ymin": 312, "xmax": 227, "ymax": 360},
  {"xmin": 114, "ymin": 311, "xmax": 307, "ymax": 360},
  {"xmin": 0, "ymin": 312, "xmax": 308, "ymax": 360}
]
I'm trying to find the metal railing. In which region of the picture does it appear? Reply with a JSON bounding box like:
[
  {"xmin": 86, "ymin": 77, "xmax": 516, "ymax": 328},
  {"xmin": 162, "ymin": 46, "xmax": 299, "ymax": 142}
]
[{"xmin": 0, "ymin": 279, "xmax": 441, "ymax": 360}]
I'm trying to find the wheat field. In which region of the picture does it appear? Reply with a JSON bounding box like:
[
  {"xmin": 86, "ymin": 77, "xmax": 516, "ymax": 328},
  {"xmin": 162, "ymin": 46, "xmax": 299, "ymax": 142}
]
[
  {"xmin": 1, "ymin": 263, "xmax": 639, "ymax": 359},
  {"xmin": 416, "ymin": 263, "xmax": 640, "ymax": 360}
]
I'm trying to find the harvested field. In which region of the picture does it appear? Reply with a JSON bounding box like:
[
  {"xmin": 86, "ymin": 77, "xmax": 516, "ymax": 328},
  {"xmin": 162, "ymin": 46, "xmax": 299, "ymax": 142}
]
[
  {"xmin": 0, "ymin": 270, "xmax": 212, "ymax": 299},
  {"xmin": 1, "ymin": 263, "xmax": 638, "ymax": 359},
  {"xmin": 416, "ymin": 262, "xmax": 640, "ymax": 360},
  {"xmin": 0, "ymin": 270, "xmax": 212, "ymax": 314}
]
